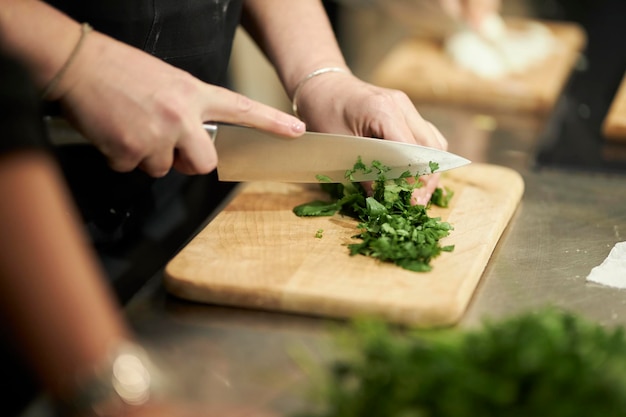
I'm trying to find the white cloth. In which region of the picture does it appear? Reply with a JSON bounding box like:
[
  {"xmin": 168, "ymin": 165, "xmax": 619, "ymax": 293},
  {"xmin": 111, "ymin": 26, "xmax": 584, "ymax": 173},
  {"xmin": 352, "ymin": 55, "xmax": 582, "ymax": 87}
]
[{"xmin": 586, "ymin": 241, "xmax": 626, "ymax": 289}]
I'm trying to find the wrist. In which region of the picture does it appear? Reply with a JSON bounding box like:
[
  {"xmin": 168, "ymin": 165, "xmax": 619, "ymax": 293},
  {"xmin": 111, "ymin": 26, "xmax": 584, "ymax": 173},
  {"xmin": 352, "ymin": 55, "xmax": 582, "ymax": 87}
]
[
  {"xmin": 290, "ymin": 66, "xmax": 351, "ymax": 120},
  {"xmin": 42, "ymin": 23, "xmax": 93, "ymax": 101}
]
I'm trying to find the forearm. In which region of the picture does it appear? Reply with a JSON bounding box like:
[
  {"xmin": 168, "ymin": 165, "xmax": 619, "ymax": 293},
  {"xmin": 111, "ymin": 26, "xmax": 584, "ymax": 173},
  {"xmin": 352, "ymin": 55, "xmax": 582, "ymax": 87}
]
[
  {"xmin": 0, "ymin": 151, "xmax": 130, "ymax": 399},
  {"xmin": 0, "ymin": 0, "xmax": 83, "ymax": 91},
  {"xmin": 241, "ymin": 0, "xmax": 349, "ymax": 99}
]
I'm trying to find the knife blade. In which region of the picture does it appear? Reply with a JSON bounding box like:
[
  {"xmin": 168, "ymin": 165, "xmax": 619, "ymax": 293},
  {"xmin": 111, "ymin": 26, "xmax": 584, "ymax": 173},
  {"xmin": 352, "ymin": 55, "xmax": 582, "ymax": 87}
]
[
  {"xmin": 204, "ymin": 123, "xmax": 470, "ymax": 183},
  {"xmin": 43, "ymin": 117, "xmax": 470, "ymax": 182}
]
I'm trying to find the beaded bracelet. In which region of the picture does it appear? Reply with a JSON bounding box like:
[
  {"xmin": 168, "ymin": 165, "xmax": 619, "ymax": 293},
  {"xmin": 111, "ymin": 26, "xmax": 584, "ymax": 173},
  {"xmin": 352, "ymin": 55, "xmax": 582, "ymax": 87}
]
[
  {"xmin": 42, "ymin": 23, "xmax": 93, "ymax": 99},
  {"xmin": 291, "ymin": 66, "xmax": 348, "ymax": 119}
]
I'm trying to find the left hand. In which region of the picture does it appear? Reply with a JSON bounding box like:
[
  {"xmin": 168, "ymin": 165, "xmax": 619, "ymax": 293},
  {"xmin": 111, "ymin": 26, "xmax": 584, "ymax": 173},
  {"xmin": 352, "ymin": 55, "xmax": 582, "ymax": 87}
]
[
  {"xmin": 438, "ymin": 0, "xmax": 501, "ymax": 29},
  {"xmin": 294, "ymin": 71, "xmax": 448, "ymax": 206}
]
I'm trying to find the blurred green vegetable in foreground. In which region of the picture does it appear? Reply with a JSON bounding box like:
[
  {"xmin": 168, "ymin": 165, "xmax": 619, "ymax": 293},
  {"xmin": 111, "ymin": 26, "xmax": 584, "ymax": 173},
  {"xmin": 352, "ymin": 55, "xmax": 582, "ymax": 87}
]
[{"xmin": 294, "ymin": 308, "xmax": 626, "ymax": 417}]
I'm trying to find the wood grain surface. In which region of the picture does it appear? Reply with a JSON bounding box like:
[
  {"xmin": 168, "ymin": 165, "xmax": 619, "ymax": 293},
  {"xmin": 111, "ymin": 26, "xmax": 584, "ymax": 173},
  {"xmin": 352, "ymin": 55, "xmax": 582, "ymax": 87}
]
[
  {"xmin": 164, "ymin": 163, "xmax": 524, "ymax": 327},
  {"xmin": 371, "ymin": 19, "xmax": 586, "ymax": 114},
  {"xmin": 603, "ymin": 71, "xmax": 626, "ymax": 141}
]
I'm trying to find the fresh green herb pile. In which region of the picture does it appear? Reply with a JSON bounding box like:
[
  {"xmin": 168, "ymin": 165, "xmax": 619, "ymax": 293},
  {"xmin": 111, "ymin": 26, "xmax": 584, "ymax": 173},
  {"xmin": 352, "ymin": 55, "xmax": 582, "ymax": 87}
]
[
  {"xmin": 294, "ymin": 308, "xmax": 626, "ymax": 417},
  {"xmin": 293, "ymin": 158, "xmax": 454, "ymax": 272}
]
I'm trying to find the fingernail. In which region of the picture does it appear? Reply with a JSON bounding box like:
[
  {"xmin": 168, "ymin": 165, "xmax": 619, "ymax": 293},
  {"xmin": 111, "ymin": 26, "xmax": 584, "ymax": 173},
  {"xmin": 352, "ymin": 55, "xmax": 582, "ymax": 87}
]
[
  {"xmin": 291, "ymin": 120, "xmax": 306, "ymax": 134},
  {"xmin": 415, "ymin": 192, "xmax": 432, "ymax": 206}
]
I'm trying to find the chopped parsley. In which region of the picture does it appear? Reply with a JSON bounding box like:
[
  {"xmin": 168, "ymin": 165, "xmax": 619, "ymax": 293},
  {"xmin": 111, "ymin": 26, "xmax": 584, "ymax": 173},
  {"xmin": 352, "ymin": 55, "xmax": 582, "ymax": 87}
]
[{"xmin": 293, "ymin": 158, "xmax": 454, "ymax": 272}]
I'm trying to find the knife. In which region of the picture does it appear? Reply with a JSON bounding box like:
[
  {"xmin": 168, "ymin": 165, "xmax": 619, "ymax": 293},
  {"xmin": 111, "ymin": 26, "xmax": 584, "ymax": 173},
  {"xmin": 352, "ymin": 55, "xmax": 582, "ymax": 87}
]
[
  {"xmin": 44, "ymin": 118, "xmax": 470, "ymax": 183},
  {"xmin": 204, "ymin": 123, "xmax": 470, "ymax": 183}
]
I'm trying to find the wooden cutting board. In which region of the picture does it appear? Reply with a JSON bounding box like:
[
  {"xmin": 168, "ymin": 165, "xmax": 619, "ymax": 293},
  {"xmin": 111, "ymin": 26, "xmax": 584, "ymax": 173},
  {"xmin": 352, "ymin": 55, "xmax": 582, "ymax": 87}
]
[
  {"xmin": 164, "ymin": 163, "xmax": 524, "ymax": 327},
  {"xmin": 371, "ymin": 19, "xmax": 586, "ymax": 114},
  {"xmin": 603, "ymin": 71, "xmax": 626, "ymax": 141}
]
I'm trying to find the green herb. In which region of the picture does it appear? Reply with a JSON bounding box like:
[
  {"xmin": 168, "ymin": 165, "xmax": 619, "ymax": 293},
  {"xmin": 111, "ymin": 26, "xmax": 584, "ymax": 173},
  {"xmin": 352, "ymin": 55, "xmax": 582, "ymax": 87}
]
[
  {"xmin": 316, "ymin": 174, "xmax": 333, "ymax": 183},
  {"xmin": 315, "ymin": 229, "xmax": 324, "ymax": 239},
  {"xmin": 430, "ymin": 186, "xmax": 454, "ymax": 208},
  {"xmin": 293, "ymin": 200, "xmax": 340, "ymax": 217},
  {"xmin": 293, "ymin": 158, "xmax": 453, "ymax": 272},
  {"xmin": 294, "ymin": 308, "xmax": 626, "ymax": 417}
]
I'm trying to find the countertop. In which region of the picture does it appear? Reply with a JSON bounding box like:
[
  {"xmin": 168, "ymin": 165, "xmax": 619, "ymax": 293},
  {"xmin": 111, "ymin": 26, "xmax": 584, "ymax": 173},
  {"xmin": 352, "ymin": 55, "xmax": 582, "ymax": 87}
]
[
  {"xmin": 25, "ymin": 78, "xmax": 626, "ymax": 417},
  {"xmin": 21, "ymin": 2, "xmax": 626, "ymax": 416},
  {"xmin": 120, "ymin": 28, "xmax": 626, "ymax": 406},
  {"xmin": 110, "ymin": 100, "xmax": 626, "ymax": 414}
]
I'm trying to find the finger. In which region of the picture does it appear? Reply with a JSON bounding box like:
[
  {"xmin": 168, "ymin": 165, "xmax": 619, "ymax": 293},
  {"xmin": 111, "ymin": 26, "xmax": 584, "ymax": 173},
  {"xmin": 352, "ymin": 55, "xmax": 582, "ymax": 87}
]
[
  {"xmin": 402, "ymin": 115, "xmax": 446, "ymax": 149},
  {"xmin": 103, "ymin": 145, "xmax": 145, "ymax": 173},
  {"xmin": 360, "ymin": 90, "xmax": 427, "ymax": 146},
  {"xmin": 462, "ymin": 0, "xmax": 501, "ymax": 29},
  {"xmin": 105, "ymin": 154, "xmax": 140, "ymax": 173},
  {"xmin": 172, "ymin": 124, "xmax": 218, "ymax": 175},
  {"xmin": 412, "ymin": 173, "xmax": 441, "ymax": 206},
  {"xmin": 439, "ymin": 0, "xmax": 463, "ymax": 20},
  {"xmin": 201, "ymin": 86, "xmax": 305, "ymax": 137},
  {"xmin": 392, "ymin": 92, "xmax": 448, "ymax": 149},
  {"xmin": 426, "ymin": 121, "xmax": 449, "ymax": 151},
  {"xmin": 138, "ymin": 148, "xmax": 175, "ymax": 177}
]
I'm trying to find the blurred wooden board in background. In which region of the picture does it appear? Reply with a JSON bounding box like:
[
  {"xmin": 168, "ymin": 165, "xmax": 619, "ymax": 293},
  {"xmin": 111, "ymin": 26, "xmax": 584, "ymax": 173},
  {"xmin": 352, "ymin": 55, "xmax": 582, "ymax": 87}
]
[
  {"xmin": 603, "ymin": 71, "xmax": 626, "ymax": 142},
  {"xmin": 371, "ymin": 19, "xmax": 586, "ymax": 115}
]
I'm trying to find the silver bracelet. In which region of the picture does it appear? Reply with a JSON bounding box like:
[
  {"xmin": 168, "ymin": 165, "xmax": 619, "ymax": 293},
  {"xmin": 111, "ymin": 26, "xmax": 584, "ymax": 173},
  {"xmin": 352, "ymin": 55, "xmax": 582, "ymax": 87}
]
[
  {"xmin": 291, "ymin": 67, "xmax": 349, "ymax": 119},
  {"xmin": 58, "ymin": 341, "xmax": 164, "ymax": 417}
]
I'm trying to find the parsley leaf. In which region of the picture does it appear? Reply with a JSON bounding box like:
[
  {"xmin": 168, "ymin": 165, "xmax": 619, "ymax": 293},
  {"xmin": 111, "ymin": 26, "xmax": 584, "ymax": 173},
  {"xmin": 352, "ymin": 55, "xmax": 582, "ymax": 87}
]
[{"xmin": 293, "ymin": 200, "xmax": 340, "ymax": 217}]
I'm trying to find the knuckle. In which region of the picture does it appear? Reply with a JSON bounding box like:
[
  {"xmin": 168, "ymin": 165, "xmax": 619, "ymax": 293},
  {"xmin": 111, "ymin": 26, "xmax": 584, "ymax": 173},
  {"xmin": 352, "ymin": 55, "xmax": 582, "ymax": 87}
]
[
  {"xmin": 107, "ymin": 155, "xmax": 138, "ymax": 173},
  {"xmin": 155, "ymin": 98, "xmax": 186, "ymax": 126},
  {"xmin": 363, "ymin": 93, "xmax": 398, "ymax": 122},
  {"xmin": 147, "ymin": 163, "xmax": 171, "ymax": 178},
  {"xmin": 235, "ymin": 93, "xmax": 254, "ymax": 113},
  {"xmin": 365, "ymin": 92, "xmax": 396, "ymax": 112},
  {"xmin": 115, "ymin": 134, "xmax": 145, "ymax": 161},
  {"xmin": 153, "ymin": 74, "xmax": 198, "ymax": 124},
  {"xmin": 168, "ymin": 71, "xmax": 198, "ymax": 97},
  {"xmin": 102, "ymin": 131, "xmax": 151, "ymax": 173}
]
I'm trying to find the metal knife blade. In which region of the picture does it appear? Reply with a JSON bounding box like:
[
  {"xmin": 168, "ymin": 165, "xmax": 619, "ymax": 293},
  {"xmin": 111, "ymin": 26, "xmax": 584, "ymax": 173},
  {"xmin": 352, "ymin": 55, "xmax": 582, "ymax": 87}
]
[{"xmin": 204, "ymin": 123, "xmax": 470, "ymax": 183}]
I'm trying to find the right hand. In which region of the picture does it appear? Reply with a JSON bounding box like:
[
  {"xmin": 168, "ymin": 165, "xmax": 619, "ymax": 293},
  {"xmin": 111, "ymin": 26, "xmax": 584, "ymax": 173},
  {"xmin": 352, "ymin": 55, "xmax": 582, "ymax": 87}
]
[
  {"xmin": 51, "ymin": 30, "xmax": 305, "ymax": 177},
  {"xmin": 294, "ymin": 71, "xmax": 447, "ymax": 206}
]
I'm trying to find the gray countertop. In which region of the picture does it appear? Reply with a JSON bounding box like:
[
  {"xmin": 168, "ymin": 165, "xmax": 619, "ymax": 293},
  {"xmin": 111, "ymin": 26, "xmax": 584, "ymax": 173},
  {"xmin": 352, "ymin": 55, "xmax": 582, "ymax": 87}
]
[
  {"xmin": 25, "ymin": 101, "xmax": 626, "ymax": 417},
  {"xmin": 111, "ymin": 101, "xmax": 626, "ymax": 414},
  {"xmin": 423, "ymin": 106, "xmax": 626, "ymax": 329},
  {"xmin": 24, "ymin": 6, "xmax": 626, "ymax": 412}
]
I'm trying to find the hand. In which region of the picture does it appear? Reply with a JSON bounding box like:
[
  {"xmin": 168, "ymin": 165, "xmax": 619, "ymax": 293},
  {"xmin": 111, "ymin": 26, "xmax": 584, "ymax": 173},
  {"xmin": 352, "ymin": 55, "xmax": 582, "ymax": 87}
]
[
  {"xmin": 294, "ymin": 71, "xmax": 448, "ymax": 205},
  {"xmin": 52, "ymin": 30, "xmax": 305, "ymax": 177},
  {"xmin": 438, "ymin": 0, "xmax": 501, "ymax": 29}
]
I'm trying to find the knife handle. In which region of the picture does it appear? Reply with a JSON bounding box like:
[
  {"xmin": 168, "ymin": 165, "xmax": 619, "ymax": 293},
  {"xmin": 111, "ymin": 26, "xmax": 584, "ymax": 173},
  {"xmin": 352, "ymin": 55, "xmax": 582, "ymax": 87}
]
[{"xmin": 203, "ymin": 123, "xmax": 218, "ymax": 143}]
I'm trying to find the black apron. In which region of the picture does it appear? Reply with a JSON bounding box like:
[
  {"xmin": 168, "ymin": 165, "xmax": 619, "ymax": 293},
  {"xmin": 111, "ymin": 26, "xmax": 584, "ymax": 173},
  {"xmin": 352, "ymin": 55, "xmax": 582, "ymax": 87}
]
[
  {"xmin": 44, "ymin": 0, "xmax": 243, "ymax": 285},
  {"xmin": 46, "ymin": 0, "xmax": 243, "ymax": 85}
]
